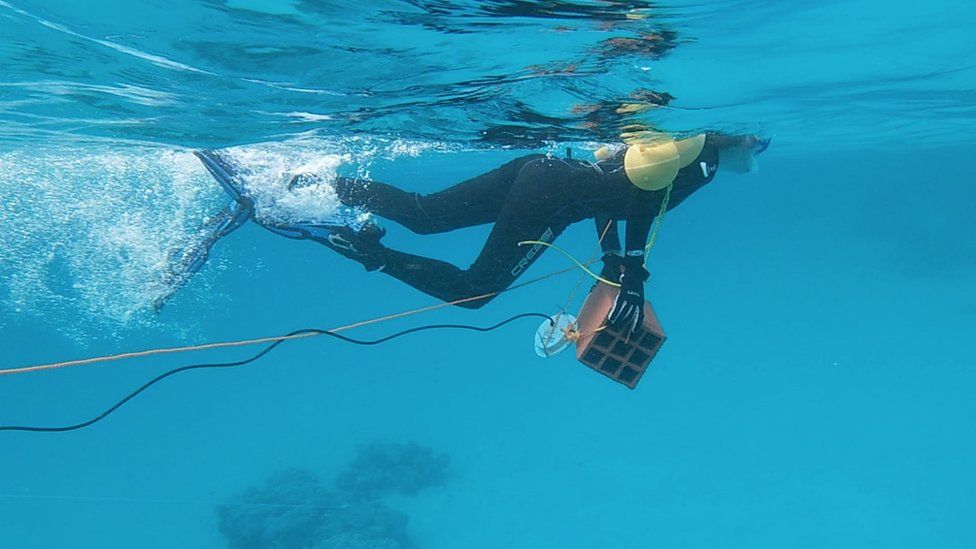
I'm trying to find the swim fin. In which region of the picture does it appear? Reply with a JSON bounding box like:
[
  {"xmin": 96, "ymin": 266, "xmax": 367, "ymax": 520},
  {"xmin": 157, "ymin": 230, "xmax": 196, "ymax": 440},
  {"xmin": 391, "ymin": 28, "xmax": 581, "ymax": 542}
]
[
  {"xmin": 154, "ymin": 149, "xmax": 382, "ymax": 310},
  {"xmin": 152, "ymin": 200, "xmax": 253, "ymax": 312},
  {"xmin": 194, "ymin": 150, "xmax": 254, "ymax": 208},
  {"xmin": 195, "ymin": 149, "xmax": 370, "ymax": 233},
  {"xmin": 265, "ymin": 221, "xmax": 388, "ymax": 271}
]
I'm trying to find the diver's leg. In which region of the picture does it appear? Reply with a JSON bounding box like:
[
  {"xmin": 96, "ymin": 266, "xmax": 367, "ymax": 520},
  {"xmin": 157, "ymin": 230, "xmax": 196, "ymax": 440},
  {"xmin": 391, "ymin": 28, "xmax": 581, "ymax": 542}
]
[
  {"xmin": 379, "ymin": 214, "xmax": 565, "ymax": 308},
  {"xmin": 376, "ymin": 158, "xmax": 579, "ymax": 308},
  {"xmin": 334, "ymin": 155, "xmax": 543, "ymax": 235}
]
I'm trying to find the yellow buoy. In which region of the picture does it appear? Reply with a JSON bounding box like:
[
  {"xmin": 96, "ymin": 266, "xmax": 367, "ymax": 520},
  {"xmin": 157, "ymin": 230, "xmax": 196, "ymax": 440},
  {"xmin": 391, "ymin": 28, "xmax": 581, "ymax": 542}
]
[
  {"xmin": 623, "ymin": 138, "xmax": 680, "ymax": 191},
  {"xmin": 675, "ymin": 133, "xmax": 706, "ymax": 168}
]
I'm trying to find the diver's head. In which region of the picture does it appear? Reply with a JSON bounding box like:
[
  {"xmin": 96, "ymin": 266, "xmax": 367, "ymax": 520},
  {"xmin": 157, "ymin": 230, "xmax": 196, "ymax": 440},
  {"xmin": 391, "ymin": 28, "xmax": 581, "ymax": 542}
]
[{"xmin": 718, "ymin": 135, "xmax": 770, "ymax": 174}]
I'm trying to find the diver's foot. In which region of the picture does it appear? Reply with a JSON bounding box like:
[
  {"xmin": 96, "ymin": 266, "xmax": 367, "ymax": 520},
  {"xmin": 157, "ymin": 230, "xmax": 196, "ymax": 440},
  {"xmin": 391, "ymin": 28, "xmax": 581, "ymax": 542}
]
[
  {"xmin": 324, "ymin": 223, "xmax": 387, "ymax": 271},
  {"xmin": 265, "ymin": 220, "xmax": 387, "ymax": 271}
]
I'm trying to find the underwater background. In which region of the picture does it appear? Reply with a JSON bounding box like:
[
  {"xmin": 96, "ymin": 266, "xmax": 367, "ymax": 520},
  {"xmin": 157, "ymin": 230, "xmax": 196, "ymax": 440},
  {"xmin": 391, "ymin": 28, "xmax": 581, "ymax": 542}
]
[{"xmin": 1, "ymin": 1, "xmax": 974, "ymax": 547}]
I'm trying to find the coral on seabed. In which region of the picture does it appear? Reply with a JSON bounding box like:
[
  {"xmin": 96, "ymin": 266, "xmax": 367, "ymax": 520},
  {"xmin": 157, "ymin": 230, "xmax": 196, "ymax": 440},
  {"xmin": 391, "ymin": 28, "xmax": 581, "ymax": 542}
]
[
  {"xmin": 216, "ymin": 442, "xmax": 450, "ymax": 549},
  {"xmin": 336, "ymin": 441, "xmax": 450, "ymax": 499}
]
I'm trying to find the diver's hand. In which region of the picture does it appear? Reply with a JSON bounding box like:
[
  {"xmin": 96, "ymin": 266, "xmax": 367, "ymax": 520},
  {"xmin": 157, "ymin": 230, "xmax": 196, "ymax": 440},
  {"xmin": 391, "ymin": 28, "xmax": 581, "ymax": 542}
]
[{"xmin": 607, "ymin": 256, "xmax": 649, "ymax": 335}]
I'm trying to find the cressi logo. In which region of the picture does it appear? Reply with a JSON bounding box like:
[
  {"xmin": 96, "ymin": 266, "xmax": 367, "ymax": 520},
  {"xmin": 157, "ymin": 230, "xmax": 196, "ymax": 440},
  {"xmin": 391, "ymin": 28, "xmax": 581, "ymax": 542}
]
[{"xmin": 511, "ymin": 227, "xmax": 554, "ymax": 277}]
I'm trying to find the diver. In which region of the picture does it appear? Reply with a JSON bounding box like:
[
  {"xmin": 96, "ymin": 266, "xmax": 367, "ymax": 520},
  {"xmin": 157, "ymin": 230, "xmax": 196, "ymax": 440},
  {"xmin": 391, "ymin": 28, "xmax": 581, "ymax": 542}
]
[{"xmin": 175, "ymin": 134, "xmax": 767, "ymax": 333}]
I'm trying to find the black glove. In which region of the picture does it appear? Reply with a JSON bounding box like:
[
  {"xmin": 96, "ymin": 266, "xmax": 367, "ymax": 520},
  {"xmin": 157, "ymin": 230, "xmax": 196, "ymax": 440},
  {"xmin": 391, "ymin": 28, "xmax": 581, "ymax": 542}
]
[{"xmin": 607, "ymin": 255, "xmax": 649, "ymax": 335}]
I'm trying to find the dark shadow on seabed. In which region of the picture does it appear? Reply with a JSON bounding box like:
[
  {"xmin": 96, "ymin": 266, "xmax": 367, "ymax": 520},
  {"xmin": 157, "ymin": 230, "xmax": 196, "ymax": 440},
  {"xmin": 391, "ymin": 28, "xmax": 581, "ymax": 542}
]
[{"xmin": 216, "ymin": 441, "xmax": 449, "ymax": 549}]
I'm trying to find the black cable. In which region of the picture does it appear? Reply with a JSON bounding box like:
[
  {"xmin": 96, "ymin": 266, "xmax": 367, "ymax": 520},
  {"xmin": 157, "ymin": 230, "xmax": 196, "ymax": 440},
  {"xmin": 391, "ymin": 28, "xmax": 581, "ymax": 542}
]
[{"xmin": 0, "ymin": 313, "xmax": 553, "ymax": 433}]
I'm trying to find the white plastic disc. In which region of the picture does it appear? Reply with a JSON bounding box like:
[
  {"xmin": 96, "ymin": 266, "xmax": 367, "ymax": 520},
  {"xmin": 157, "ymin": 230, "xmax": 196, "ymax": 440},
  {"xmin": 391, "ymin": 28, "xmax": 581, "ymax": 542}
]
[{"xmin": 534, "ymin": 313, "xmax": 577, "ymax": 358}]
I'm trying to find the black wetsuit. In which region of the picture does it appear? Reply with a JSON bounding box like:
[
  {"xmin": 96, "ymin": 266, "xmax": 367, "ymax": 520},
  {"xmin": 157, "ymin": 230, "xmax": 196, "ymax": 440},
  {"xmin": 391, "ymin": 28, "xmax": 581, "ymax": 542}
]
[{"xmin": 333, "ymin": 139, "xmax": 720, "ymax": 308}]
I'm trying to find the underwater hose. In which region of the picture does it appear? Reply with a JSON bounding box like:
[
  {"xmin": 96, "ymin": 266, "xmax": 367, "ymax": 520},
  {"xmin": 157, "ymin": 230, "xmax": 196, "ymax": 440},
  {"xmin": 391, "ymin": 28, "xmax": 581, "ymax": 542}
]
[
  {"xmin": 0, "ymin": 313, "xmax": 553, "ymax": 434},
  {"xmin": 2, "ymin": 213, "xmax": 663, "ymax": 433}
]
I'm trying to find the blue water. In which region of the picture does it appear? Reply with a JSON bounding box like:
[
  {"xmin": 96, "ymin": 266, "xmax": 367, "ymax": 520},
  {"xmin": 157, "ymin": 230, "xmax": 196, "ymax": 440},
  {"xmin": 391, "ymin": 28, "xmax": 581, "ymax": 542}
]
[{"xmin": 2, "ymin": 1, "xmax": 975, "ymax": 548}]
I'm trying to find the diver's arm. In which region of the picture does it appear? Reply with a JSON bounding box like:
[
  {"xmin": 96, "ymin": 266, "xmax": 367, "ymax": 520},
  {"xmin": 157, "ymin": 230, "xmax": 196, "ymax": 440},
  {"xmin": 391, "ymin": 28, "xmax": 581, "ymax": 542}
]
[
  {"xmin": 606, "ymin": 192, "xmax": 655, "ymax": 333},
  {"xmin": 596, "ymin": 216, "xmax": 624, "ymax": 282},
  {"xmin": 624, "ymin": 189, "xmax": 658, "ymax": 259}
]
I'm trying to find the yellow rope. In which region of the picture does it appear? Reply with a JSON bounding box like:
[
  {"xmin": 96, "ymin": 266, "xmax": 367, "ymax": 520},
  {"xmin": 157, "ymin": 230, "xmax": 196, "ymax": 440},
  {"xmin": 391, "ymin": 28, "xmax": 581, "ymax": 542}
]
[
  {"xmin": 562, "ymin": 218, "xmax": 615, "ymax": 307},
  {"xmin": 521, "ymin": 183, "xmax": 672, "ymax": 282},
  {"xmin": 540, "ymin": 219, "xmax": 616, "ymax": 354},
  {"xmin": 517, "ymin": 240, "xmax": 621, "ymax": 287},
  {"xmin": 644, "ymin": 182, "xmax": 672, "ymax": 265}
]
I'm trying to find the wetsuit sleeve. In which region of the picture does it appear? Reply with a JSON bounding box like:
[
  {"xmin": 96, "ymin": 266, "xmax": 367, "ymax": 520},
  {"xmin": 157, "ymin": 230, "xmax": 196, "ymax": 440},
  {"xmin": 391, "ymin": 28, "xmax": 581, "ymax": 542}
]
[
  {"xmin": 594, "ymin": 216, "xmax": 621, "ymax": 253},
  {"xmin": 664, "ymin": 140, "xmax": 719, "ymax": 213},
  {"xmin": 624, "ymin": 189, "xmax": 658, "ymax": 255}
]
